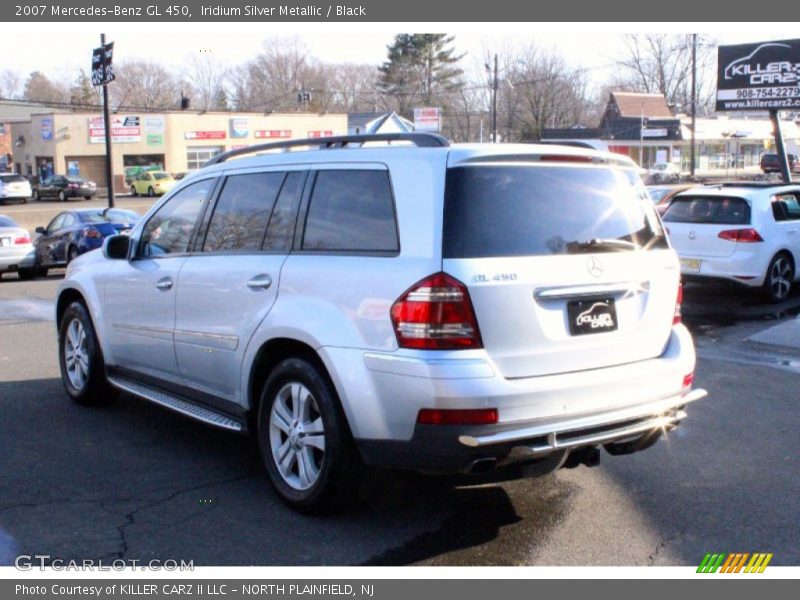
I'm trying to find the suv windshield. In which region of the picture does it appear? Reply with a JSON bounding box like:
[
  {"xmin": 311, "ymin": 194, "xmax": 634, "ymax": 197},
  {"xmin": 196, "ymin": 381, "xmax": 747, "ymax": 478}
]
[
  {"xmin": 662, "ymin": 196, "xmax": 750, "ymax": 225},
  {"xmin": 443, "ymin": 165, "xmax": 667, "ymax": 258}
]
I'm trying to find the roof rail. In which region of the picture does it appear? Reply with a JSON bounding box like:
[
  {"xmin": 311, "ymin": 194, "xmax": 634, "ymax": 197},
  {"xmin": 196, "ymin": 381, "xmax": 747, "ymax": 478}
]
[{"xmin": 204, "ymin": 132, "xmax": 450, "ymax": 166}]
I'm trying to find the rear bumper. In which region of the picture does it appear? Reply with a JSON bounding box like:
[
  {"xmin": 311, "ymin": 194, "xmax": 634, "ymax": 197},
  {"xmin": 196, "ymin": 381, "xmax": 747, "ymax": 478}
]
[
  {"xmin": 358, "ymin": 389, "xmax": 705, "ymax": 473},
  {"xmin": 678, "ymin": 249, "xmax": 769, "ymax": 287},
  {"xmin": 0, "ymin": 248, "xmax": 35, "ymax": 271}
]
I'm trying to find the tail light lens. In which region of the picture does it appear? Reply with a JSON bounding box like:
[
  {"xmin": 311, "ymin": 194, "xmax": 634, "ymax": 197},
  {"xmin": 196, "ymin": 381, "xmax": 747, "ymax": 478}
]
[
  {"xmin": 682, "ymin": 372, "xmax": 694, "ymax": 394},
  {"xmin": 390, "ymin": 272, "xmax": 482, "ymax": 350},
  {"xmin": 417, "ymin": 408, "xmax": 498, "ymax": 425},
  {"xmin": 718, "ymin": 228, "xmax": 763, "ymax": 243},
  {"xmin": 67, "ymin": 183, "xmax": 79, "ymax": 189},
  {"xmin": 85, "ymin": 227, "xmax": 102, "ymax": 239},
  {"xmin": 673, "ymin": 283, "xmax": 683, "ymax": 325},
  {"xmin": 14, "ymin": 236, "xmax": 30, "ymax": 245}
]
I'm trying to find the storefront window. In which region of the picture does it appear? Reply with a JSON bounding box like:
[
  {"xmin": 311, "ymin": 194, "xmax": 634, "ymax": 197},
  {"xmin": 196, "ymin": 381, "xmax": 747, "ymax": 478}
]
[{"xmin": 186, "ymin": 146, "xmax": 224, "ymax": 171}]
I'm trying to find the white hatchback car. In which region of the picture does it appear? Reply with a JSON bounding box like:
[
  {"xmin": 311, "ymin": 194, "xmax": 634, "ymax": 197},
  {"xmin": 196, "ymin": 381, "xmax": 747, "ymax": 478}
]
[
  {"xmin": 663, "ymin": 183, "xmax": 800, "ymax": 302},
  {"xmin": 56, "ymin": 133, "xmax": 706, "ymax": 513},
  {"xmin": 0, "ymin": 173, "xmax": 32, "ymax": 205}
]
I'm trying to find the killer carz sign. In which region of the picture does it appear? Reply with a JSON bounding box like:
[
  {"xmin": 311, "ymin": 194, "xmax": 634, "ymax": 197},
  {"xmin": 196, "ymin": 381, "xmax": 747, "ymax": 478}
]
[{"xmin": 91, "ymin": 42, "xmax": 115, "ymax": 86}]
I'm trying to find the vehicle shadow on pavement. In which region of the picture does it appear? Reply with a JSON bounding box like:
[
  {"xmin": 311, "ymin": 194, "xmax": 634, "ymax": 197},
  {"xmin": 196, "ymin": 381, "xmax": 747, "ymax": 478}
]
[{"xmin": 0, "ymin": 379, "xmax": 571, "ymax": 566}]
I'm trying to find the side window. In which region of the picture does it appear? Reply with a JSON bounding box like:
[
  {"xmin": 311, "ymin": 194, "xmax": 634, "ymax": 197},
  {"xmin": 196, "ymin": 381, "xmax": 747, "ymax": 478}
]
[
  {"xmin": 47, "ymin": 214, "xmax": 65, "ymax": 233},
  {"xmin": 203, "ymin": 172, "xmax": 284, "ymax": 252},
  {"xmin": 302, "ymin": 170, "xmax": 399, "ymax": 253},
  {"xmin": 772, "ymin": 194, "xmax": 800, "ymax": 222},
  {"xmin": 263, "ymin": 172, "xmax": 304, "ymax": 251},
  {"xmin": 60, "ymin": 213, "xmax": 77, "ymax": 229},
  {"xmin": 139, "ymin": 179, "xmax": 214, "ymax": 257}
]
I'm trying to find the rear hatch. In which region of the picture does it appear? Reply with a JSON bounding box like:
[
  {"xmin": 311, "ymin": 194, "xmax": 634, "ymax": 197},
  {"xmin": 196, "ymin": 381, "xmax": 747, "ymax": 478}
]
[
  {"xmin": 0, "ymin": 174, "xmax": 30, "ymax": 196},
  {"xmin": 442, "ymin": 160, "xmax": 678, "ymax": 379},
  {"xmin": 662, "ymin": 194, "xmax": 751, "ymax": 259}
]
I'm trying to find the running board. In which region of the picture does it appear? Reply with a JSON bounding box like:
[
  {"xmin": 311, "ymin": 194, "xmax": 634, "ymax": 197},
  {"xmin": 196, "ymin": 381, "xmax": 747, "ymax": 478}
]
[{"xmin": 107, "ymin": 375, "xmax": 245, "ymax": 432}]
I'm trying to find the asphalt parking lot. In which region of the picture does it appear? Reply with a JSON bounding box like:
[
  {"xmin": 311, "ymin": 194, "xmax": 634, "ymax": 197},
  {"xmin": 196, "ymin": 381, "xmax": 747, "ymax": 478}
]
[{"xmin": 1, "ymin": 240, "xmax": 799, "ymax": 565}]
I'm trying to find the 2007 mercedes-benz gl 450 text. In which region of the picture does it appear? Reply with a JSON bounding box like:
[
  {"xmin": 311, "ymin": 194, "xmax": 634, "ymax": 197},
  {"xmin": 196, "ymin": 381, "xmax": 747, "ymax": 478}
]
[{"xmin": 55, "ymin": 133, "xmax": 707, "ymax": 513}]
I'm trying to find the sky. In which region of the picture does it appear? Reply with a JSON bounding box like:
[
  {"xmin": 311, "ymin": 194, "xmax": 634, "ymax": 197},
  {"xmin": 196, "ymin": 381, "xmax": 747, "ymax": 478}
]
[{"xmin": 2, "ymin": 23, "xmax": 800, "ymax": 95}]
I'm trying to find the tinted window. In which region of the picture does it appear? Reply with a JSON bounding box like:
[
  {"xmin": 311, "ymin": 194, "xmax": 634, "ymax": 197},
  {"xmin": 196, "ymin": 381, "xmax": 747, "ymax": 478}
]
[
  {"xmin": 80, "ymin": 209, "xmax": 139, "ymax": 224},
  {"xmin": 263, "ymin": 172, "xmax": 304, "ymax": 251},
  {"xmin": 0, "ymin": 175, "xmax": 26, "ymax": 184},
  {"xmin": 140, "ymin": 179, "xmax": 214, "ymax": 256},
  {"xmin": 302, "ymin": 170, "xmax": 398, "ymax": 252},
  {"xmin": 61, "ymin": 214, "xmax": 77, "ymax": 229},
  {"xmin": 662, "ymin": 196, "xmax": 751, "ymax": 225},
  {"xmin": 47, "ymin": 214, "xmax": 65, "ymax": 233},
  {"xmin": 0, "ymin": 216, "xmax": 17, "ymax": 227},
  {"xmin": 443, "ymin": 166, "xmax": 666, "ymax": 258},
  {"xmin": 773, "ymin": 194, "xmax": 800, "ymax": 221},
  {"xmin": 203, "ymin": 172, "xmax": 284, "ymax": 252}
]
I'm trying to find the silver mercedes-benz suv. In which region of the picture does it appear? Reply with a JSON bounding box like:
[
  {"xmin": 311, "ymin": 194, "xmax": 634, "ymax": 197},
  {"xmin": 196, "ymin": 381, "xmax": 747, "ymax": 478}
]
[{"xmin": 56, "ymin": 133, "xmax": 706, "ymax": 513}]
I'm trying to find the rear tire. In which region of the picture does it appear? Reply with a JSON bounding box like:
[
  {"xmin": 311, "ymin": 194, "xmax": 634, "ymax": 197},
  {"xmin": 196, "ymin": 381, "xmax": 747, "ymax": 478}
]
[
  {"xmin": 257, "ymin": 357, "xmax": 363, "ymax": 514},
  {"xmin": 32, "ymin": 190, "xmax": 40, "ymax": 201},
  {"xmin": 148, "ymin": 187, "xmax": 155, "ymax": 197},
  {"xmin": 131, "ymin": 186, "xmax": 138, "ymax": 197},
  {"xmin": 763, "ymin": 252, "xmax": 794, "ymax": 303},
  {"xmin": 66, "ymin": 246, "xmax": 79, "ymax": 264},
  {"xmin": 58, "ymin": 301, "xmax": 118, "ymax": 406}
]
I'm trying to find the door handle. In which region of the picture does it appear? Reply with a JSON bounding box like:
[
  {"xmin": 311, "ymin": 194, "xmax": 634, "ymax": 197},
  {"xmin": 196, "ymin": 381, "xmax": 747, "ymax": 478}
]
[
  {"xmin": 246, "ymin": 274, "xmax": 272, "ymax": 290},
  {"xmin": 155, "ymin": 277, "xmax": 173, "ymax": 291}
]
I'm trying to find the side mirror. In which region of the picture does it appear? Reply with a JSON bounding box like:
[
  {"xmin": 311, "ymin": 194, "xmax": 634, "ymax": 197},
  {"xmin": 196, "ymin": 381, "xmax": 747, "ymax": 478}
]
[
  {"xmin": 35, "ymin": 226, "xmax": 45, "ymax": 234},
  {"xmin": 103, "ymin": 234, "xmax": 131, "ymax": 260}
]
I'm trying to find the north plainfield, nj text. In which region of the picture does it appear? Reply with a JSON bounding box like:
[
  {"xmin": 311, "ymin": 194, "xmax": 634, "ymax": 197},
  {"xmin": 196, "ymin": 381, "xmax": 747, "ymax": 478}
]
[{"xmin": 201, "ymin": 4, "xmax": 366, "ymax": 17}]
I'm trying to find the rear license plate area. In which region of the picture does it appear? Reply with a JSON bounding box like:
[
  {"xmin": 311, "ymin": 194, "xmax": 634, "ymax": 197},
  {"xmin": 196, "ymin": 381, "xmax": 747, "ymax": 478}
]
[
  {"xmin": 0, "ymin": 237, "xmax": 10, "ymax": 247},
  {"xmin": 567, "ymin": 297, "xmax": 618, "ymax": 335}
]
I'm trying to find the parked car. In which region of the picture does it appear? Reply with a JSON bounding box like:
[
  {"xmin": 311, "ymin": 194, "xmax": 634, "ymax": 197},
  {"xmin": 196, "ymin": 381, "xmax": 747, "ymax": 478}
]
[
  {"xmin": 646, "ymin": 162, "xmax": 682, "ymax": 184},
  {"xmin": 32, "ymin": 208, "xmax": 139, "ymax": 275},
  {"xmin": 760, "ymin": 153, "xmax": 799, "ymax": 174},
  {"xmin": 55, "ymin": 134, "xmax": 705, "ymax": 513},
  {"xmin": 0, "ymin": 215, "xmax": 36, "ymax": 279},
  {"xmin": 130, "ymin": 171, "xmax": 176, "ymax": 197},
  {"xmin": 33, "ymin": 175, "xmax": 97, "ymax": 202},
  {"xmin": 0, "ymin": 173, "xmax": 33, "ymax": 205},
  {"xmin": 663, "ymin": 182, "xmax": 800, "ymax": 302},
  {"xmin": 647, "ymin": 184, "xmax": 701, "ymax": 215}
]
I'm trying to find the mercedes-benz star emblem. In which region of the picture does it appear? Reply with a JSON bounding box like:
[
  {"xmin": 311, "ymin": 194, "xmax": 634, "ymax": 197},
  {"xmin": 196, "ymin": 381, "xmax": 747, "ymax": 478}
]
[
  {"xmin": 688, "ymin": 231, "xmax": 697, "ymax": 239},
  {"xmin": 587, "ymin": 256, "xmax": 604, "ymax": 278}
]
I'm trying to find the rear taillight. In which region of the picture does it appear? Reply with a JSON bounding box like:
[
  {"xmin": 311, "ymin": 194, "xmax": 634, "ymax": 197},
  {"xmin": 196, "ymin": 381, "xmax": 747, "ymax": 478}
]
[
  {"xmin": 718, "ymin": 228, "xmax": 763, "ymax": 243},
  {"xmin": 390, "ymin": 272, "xmax": 482, "ymax": 350},
  {"xmin": 85, "ymin": 228, "xmax": 102, "ymax": 239},
  {"xmin": 417, "ymin": 408, "xmax": 498, "ymax": 425},
  {"xmin": 14, "ymin": 236, "xmax": 30, "ymax": 245},
  {"xmin": 539, "ymin": 154, "xmax": 594, "ymax": 163},
  {"xmin": 68, "ymin": 183, "xmax": 79, "ymax": 189},
  {"xmin": 673, "ymin": 283, "xmax": 683, "ymax": 325}
]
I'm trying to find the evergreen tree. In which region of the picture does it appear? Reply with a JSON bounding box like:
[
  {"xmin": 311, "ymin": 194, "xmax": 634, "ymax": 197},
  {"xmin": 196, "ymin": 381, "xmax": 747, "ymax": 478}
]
[{"xmin": 69, "ymin": 70, "xmax": 97, "ymax": 109}]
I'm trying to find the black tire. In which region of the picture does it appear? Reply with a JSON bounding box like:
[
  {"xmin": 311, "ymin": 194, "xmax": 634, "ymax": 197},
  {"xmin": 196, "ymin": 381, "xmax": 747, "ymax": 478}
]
[
  {"xmin": 20, "ymin": 197, "xmax": 28, "ymax": 204},
  {"xmin": 763, "ymin": 252, "xmax": 794, "ymax": 303},
  {"xmin": 131, "ymin": 186, "xmax": 138, "ymax": 197},
  {"xmin": 148, "ymin": 187, "xmax": 155, "ymax": 197},
  {"xmin": 17, "ymin": 267, "xmax": 37, "ymax": 280},
  {"xmin": 58, "ymin": 301, "xmax": 118, "ymax": 406},
  {"xmin": 257, "ymin": 357, "xmax": 363, "ymax": 514},
  {"xmin": 84, "ymin": 196, "xmax": 91, "ymax": 200},
  {"xmin": 66, "ymin": 246, "xmax": 79, "ymax": 264},
  {"xmin": 32, "ymin": 190, "xmax": 40, "ymax": 201},
  {"xmin": 58, "ymin": 190, "xmax": 66, "ymax": 202}
]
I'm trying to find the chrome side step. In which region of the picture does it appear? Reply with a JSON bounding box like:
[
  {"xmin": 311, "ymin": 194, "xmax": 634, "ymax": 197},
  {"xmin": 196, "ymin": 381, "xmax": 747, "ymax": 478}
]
[{"xmin": 107, "ymin": 375, "xmax": 244, "ymax": 432}]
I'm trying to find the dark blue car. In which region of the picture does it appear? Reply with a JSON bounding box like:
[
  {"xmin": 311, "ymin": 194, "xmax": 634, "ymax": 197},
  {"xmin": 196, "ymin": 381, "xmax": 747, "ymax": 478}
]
[{"xmin": 32, "ymin": 208, "xmax": 140, "ymax": 276}]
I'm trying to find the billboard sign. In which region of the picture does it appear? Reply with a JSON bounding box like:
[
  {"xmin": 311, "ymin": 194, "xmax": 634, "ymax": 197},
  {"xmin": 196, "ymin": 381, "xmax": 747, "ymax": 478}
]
[
  {"xmin": 91, "ymin": 42, "xmax": 115, "ymax": 86},
  {"xmin": 41, "ymin": 117, "xmax": 53, "ymax": 140},
  {"xmin": 88, "ymin": 115, "xmax": 141, "ymax": 143},
  {"xmin": 717, "ymin": 39, "xmax": 800, "ymax": 111},
  {"xmin": 185, "ymin": 131, "xmax": 226, "ymax": 140},
  {"xmin": 414, "ymin": 107, "xmax": 441, "ymax": 132},
  {"xmin": 254, "ymin": 129, "xmax": 292, "ymax": 139},
  {"xmin": 229, "ymin": 118, "xmax": 249, "ymax": 138}
]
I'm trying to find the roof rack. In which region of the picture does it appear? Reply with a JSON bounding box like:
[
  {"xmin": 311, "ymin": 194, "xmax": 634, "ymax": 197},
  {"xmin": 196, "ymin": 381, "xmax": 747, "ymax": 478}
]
[
  {"xmin": 204, "ymin": 132, "xmax": 450, "ymax": 166},
  {"xmin": 704, "ymin": 181, "xmax": 798, "ymax": 188}
]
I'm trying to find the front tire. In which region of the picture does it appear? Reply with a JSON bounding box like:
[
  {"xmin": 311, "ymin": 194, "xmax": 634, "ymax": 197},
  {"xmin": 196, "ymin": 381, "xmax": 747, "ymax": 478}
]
[
  {"xmin": 131, "ymin": 185, "xmax": 138, "ymax": 197},
  {"xmin": 58, "ymin": 302, "xmax": 117, "ymax": 405},
  {"xmin": 58, "ymin": 191, "xmax": 66, "ymax": 202},
  {"xmin": 763, "ymin": 253, "xmax": 794, "ymax": 303},
  {"xmin": 32, "ymin": 190, "xmax": 40, "ymax": 201},
  {"xmin": 257, "ymin": 357, "xmax": 362, "ymax": 514}
]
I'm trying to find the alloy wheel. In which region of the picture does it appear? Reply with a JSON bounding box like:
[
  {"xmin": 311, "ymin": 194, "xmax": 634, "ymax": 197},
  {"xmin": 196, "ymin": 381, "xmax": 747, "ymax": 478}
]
[
  {"xmin": 268, "ymin": 382, "xmax": 326, "ymax": 491},
  {"xmin": 64, "ymin": 318, "xmax": 89, "ymax": 390},
  {"xmin": 769, "ymin": 256, "xmax": 792, "ymax": 301}
]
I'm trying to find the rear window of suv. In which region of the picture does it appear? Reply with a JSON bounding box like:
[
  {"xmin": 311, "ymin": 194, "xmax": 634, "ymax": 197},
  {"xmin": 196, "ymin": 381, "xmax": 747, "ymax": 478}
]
[
  {"xmin": 0, "ymin": 175, "xmax": 27, "ymax": 184},
  {"xmin": 443, "ymin": 165, "xmax": 667, "ymax": 258},
  {"xmin": 662, "ymin": 196, "xmax": 750, "ymax": 225}
]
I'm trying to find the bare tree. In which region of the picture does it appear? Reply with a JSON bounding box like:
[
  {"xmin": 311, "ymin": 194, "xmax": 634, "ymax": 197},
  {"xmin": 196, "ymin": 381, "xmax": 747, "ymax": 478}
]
[
  {"xmin": 325, "ymin": 64, "xmax": 381, "ymax": 113},
  {"xmin": 22, "ymin": 71, "xmax": 69, "ymax": 104},
  {"xmin": 110, "ymin": 60, "xmax": 180, "ymax": 110},
  {"xmin": 183, "ymin": 52, "xmax": 229, "ymax": 112},
  {"xmin": 0, "ymin": 69, "xmax": 22, "ymax": 99},
  {"xmin": 614, "ymin": 34, "xmax": 717, "ymax": 115}
]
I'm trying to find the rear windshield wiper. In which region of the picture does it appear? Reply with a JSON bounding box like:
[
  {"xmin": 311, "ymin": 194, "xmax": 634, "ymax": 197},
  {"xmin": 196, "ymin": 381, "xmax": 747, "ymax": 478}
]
[{"xmin": 566, "ymin": 238, "xmax": 639, "ymax": 253}]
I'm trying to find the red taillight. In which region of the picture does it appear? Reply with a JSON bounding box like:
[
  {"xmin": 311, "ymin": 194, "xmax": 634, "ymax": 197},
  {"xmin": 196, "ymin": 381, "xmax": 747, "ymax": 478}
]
[
  {"xmin": 85, "ymin": 228, "xmax": 102, "ymax": 239},
  {"xmin": 68, "ymin": 183, "xmax": 79, "ymax": 189},
  {"xmin": 539, "ymin": 154, "xmax": 594, "ymax": 163},
  {"xmin": 14, "ymin": 236, "xmax": 30, "ymax": 245},
  {"xmin": 718, "ymin": 228, "xmax": 763, "ymax": 243},
  {"xmin": 417, "ymin": 408, "xmax": 498, "ymax": 425},
  {"xmin": 673, "ymin": 283, "xmax": 683, "ymax": 325},
  {"xmin": 390, "ymin": 272, "xmax": 482, "ymax": 350},
  {"xmin": 682, "ymin": 372, "xmax": 694, "ymax": 393}
]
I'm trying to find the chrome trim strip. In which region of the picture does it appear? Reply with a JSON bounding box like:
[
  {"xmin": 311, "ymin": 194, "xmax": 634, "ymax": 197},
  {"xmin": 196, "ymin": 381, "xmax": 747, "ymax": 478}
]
[
  {"xmin": 112, "ymin": 323, "xmax": 173, "ymax": 341},
  {"xmin": 534, "ymin": 281, "xmax": 649, "ymax": 300},
  {"xmin": 107, "ymin": 375, "xmax": 243, "ymax": 432},
  {"xmin": 173, "ymin": 329, "xmax": 239, "ymax": 351},
  {"xmin": 459, "ymin": 388, "xmax": 707, "ymax": 448}
]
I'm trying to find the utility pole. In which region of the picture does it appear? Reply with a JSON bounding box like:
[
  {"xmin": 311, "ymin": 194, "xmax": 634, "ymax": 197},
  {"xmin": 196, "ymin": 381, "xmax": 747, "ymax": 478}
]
[
  {"xmin": 491, "ymin": 54, "xmax": 498, "ymax": 143},
  {"xmin": 690, "ymin": 33, "xmax": 697, "ymax": 178},
  {"xmin": 640, "ymin": 103, "xmax": 645, "ymax": 167},
  {"xmin": 770, "ymin": 110, "xmax": 792, "ymax": 183},
  {"xmin": 100, "ymin": 33, "xmax": 114, "ymax": 208}
]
